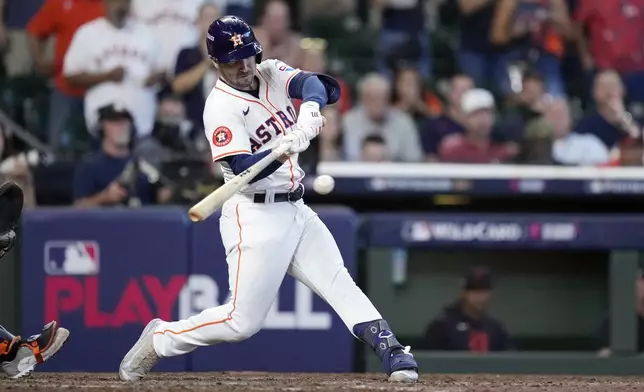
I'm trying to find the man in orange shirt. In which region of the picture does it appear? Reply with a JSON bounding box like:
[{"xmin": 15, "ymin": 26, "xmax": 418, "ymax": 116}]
[{"xmin": 26, "ymin": 0, "xmax": 104, "ymax": 152}]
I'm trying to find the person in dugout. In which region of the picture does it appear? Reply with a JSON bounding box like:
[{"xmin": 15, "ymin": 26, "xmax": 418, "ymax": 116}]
[
  {"xmin": 424, "ymin": 266, "xmax": 511, "ymax": 352},
  {"xmin": 0, "ymin": 182, "xmax": 70, "ymax": 379}
]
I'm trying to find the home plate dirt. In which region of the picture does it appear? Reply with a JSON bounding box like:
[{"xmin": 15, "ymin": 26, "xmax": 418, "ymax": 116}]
[{"xmin": 4, "ymin": 373, "xmax": 644, "ymax": 391}]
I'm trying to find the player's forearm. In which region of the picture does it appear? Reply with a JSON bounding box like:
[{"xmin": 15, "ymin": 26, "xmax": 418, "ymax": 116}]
[
  {"xmin": 65, "ymin": 72, "xmax": 114, "ymax": 89},
  {"xmin": 301, "ymin": 76, "xmax": 328, "ymax": 108},
  {"xmin": 172, "ymin": 62, "xmax": 210, "ymax": 95},
  {"xmin": 223, "ymin": 149, "xmax": 286, "ymax": 184},
  {"xmin": 288, "ymin": 73, "xmax": 340, "ymax": 108},
  {"xmin": 28, "ymin": 35, "xmax": 47, "ymax": 66}
]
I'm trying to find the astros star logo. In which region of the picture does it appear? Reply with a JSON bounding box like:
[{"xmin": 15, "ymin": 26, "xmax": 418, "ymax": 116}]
[
  {"xmin": 230, "ymin": 33, "xmax": 244, "ymax": 47},
  {"xmin": 212, "ymin": 126, "xmax": 233, "ymax": 147}
]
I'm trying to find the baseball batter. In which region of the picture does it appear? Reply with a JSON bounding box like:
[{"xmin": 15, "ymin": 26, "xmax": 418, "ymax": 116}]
[{"xmin": 119, "ymin": 16, "xmax": 418, "ymax": 383}]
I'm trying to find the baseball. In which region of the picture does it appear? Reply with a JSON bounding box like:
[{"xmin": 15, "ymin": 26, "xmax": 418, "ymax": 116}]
[{"xmin": 313, "ymin": 175, "xmax": 335, "ymax": 195}]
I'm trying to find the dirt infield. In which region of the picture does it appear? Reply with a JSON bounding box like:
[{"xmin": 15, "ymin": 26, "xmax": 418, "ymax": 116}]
[{"xmin": 4, "ymin": 373, "xmax": 644, "ymax": 391}]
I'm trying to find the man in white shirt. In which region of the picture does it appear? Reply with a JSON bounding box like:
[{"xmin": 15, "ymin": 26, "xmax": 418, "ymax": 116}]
[
  {"xmin": 548, "ymin": 98, "xmax": 609, "ymax": 166},
  {"xmin": 342, "ymin": 73, "xmax": 422, "ymax": 162},
  {"xmin": 63, "ymin": 0, "xmax": 165, "ymax": 138},
  {"xmin": 131, "ymin": 0, "xmax": 210, "ymax": 75}
]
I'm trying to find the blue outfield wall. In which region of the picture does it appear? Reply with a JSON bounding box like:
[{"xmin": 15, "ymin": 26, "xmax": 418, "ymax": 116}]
[
  {"xmin": 20, "ymin": 207, "xmax": 358, "ymax": 373},
  {"xmin": 20, "ymin": 208, "xmax": 644, "ymax": 373}
]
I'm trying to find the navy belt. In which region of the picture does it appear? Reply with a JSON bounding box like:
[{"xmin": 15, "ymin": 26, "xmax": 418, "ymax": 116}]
[{"xmin": 253, "ymin": 184, "xmax": 304, "ymax": 203}]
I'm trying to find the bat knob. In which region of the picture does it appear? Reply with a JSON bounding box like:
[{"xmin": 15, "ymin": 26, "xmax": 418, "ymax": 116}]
[{"xmin": 188, "ymin": 211, "xmax": 202, "ymax": 222}]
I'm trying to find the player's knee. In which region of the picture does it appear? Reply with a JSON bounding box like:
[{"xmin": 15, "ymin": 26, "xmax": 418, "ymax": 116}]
[{"xmin": 227, "ymin": 321, "xmax": 262, "ymax": 342}]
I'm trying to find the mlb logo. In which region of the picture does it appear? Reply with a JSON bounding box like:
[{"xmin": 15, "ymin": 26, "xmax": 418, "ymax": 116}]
[{"xmin": 44, "ymin": 241, "xmax": 100, "ymax": 276}]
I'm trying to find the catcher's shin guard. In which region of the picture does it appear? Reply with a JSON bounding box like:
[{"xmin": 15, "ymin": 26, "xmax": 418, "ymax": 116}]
[
  {"xmin": 0, "ymin": 325, "xmax": 19, "ymax": 362},
  {"xmin": 0, "ymin": 181, "xmax": 23, "ymax": 259}
]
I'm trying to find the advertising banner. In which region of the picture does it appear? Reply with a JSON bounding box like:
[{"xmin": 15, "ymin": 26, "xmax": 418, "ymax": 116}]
[
  {"xmin": 188, "ymin": 206, "xmax": 358, "ymax": 372},
  {"xmin": 21, "ymin": 208, "xmax": 191, "ymax": 372},
  {"xmin": 20, "ymin": 206, "xmax": 359, "ymax": 373},
  {"xmin": 365, "ymin": 213, "xmax": 644, "ymax": 249}
]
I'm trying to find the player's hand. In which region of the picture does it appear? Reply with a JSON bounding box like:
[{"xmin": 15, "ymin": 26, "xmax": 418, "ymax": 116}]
[
  {"xmin": 106, "ymin": 67, "xmax": 126, "ymax": 83},
  {"xmin": 296, "ymin": 102, "xmax": 324, "ymax": 138},
  {"xmin": 102, "ymin": 182, "xmax": 127, "ymax": 204},
  {"xmin": 282, "ymin": 128, "xmax": 310, "ymax": 155}
]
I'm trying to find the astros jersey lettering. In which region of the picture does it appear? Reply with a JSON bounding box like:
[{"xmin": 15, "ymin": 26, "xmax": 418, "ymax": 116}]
[{"xmin": 203, "ymin": 59, "xmax": 303, "ymax": 193}]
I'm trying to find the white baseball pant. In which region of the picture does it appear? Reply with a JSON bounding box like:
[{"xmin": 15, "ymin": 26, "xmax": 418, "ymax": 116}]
[{"xmin": 152, "ymin": 194, "xmax": 382, "ymax": 357}]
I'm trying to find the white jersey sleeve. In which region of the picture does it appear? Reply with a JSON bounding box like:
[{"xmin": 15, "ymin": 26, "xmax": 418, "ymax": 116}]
[
  {"xmin": 257, "ymin": 59, "xmax": 303, "ymax": 99},
  {"xmin": 203, "ymin": 95, "xmax": 252, "ymax": 162}
]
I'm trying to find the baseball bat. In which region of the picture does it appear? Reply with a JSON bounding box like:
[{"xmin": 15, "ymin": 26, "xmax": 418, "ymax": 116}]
[{"xmin": 188, "ymin": 142, "xmax": 292, "ymax": 222}]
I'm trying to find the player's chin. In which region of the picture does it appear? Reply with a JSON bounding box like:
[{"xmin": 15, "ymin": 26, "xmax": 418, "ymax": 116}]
[{"xmin": 237, "ymin": 74, "xmax": 254, "ymax": 87}]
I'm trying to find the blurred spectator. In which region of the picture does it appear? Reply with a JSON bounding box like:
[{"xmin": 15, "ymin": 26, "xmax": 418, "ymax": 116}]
[
  {"xmin": 421, "ymin": 73, "xmax": 473, "ymax": 161},
  {"xmin": 371, "ymin": 0, "xmax": 431, "ymax": 79},
  {"xmin": 597, "ymin": 269, "xmax": 644, "ymax": 357},
  {"xmin": 575, "ymin": 0, "xmax": 644, "ymax": 103},
  {"xmin": 604, "ymin": 136, "xmax": 644, "ymax": 167},
  {"xmin": 224, "ymin": 0, "xmax": 254, "ymax": 21},
  {"xmin": 253, "ymin": 0, "xmax": 302, "ymax": 68},
  {"xmin": 546, "ymin": 98, "xmax": 609, "ymax": 165},
  {"xmin": 300, "ymin": 0, "xmax": 356, "ymax": 20},
  {"xmin": 294, "ymin": 38, "xmax": 351, "ymax": 114},
  {"xmin": 318, "ymin": 105, "xmax": 344, "ymax": 162},
  {"xmin": 361, "ymin": 135, "xmax": 389, "ymax": 162},
  {"xmin": 424, "ymin": 266, "xmax": 511, "ymax": 352},
  {"xmin": 131, "ymin": 0, "xmax": 206, "ymax": 76},
  {"xmin": 26, "ymin": 0, "xmax": 105, "ymax": 151},
  {"xmin": 439, "ymin": 88, "xmax": 518, "ymax": 163},
  {"xmin": 342, "ymin": 73, "xmax": 422, "ymax": 162},
  {"xmin": 172, "ymin": 2, "xmax": 221, "ymax": 130},
  {"xmin": 3, "ymin": 0, "xmax": 30, "ymax": 78},
  {"xmin": 392, "ymin": 64, "xmax": 443, "ymax": 130},
  {"xmin": 63, "ymin": 0, "xmax": 165, "ymax": 138},
  {"xmin": 491, "ymin": 0, "xmax": 573, "ymax": 97},
  {"xmin": 506, "ymin": 71, "xmax": 548, "ymax": 126},
  {"xmin": 0, "ymin": 126, "xmax": 36, "ymax": 208},
  {"xmin": 456, "ymin": 0, "xmax": 504, "ymax": 91},
  {"xmin": 518, "ymin": 116, "xmax": 554, "ymax": 164},
  {"xmin": 574, "ymin": 70, "xmax": 642, "ymax": 150},
  {"xmin": 503, "ymin": 70, "xmax": 548, "ymax": 142},
  {"xmin": 135, "ymin": 95, "xmax": 198, "ymax": 170},
  {"xmin": 73, "ymin": 104, "xmax": 160, "ymax": 207}
]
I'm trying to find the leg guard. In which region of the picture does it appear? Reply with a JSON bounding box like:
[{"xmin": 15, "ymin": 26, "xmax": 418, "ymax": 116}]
[
  {"xmin": 353, "ymin": 319, "xmax": 418, "ymax": 375},
  {"xmin": 0, "ymin": 325, "xmax": 19, "ymax": 362}
]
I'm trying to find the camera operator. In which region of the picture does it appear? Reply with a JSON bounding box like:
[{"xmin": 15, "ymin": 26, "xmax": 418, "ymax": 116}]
[
  {"xmin": 73, "ymin": 103, "xmax": 165, "ymax": 207},
  {"xmin": 135, "ymin": 94, "xmax": 203, "ymax": 170}
]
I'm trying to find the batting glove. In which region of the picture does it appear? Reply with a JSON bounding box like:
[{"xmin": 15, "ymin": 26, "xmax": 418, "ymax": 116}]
[
  {"xmin": 296, "ymin": 102, "xmax": 324, "ymax": 138},
  {"xmin": 282, "ymin": 128, "xmax": 310, "ymax": 154}
]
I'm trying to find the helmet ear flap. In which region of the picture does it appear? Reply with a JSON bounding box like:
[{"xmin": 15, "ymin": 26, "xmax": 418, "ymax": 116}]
[{"xmin": 255, "ymin": 52, "xmax": 263, "ymax": 64}]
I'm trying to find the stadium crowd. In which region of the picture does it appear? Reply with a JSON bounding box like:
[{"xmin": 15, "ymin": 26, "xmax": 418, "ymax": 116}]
[{"xmin": 0, "ymin": 0, "xmax": 641, "ymax": 206}]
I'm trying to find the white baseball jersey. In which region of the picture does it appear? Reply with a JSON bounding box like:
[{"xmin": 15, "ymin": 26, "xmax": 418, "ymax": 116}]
[
  {"xmin": 203, "ymin": 59, "xmax": 305, "ymax": 193},
  {"xmin": 131, "ymin": 0, "xmax": 204, "ymax": 74},
  {"xmin": 63, "ymin": 18, "xmax": 160, "ymax": 136}
]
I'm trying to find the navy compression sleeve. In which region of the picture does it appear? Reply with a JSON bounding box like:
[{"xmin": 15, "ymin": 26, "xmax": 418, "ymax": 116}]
[
  {"xmin": 222, "ymin": 150, "xmax": 284, "ymax": 184},
  {"xmin": 288, "ymin": 73, "xmax": 328, "ymax": 108}
]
